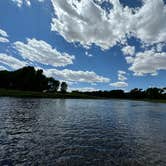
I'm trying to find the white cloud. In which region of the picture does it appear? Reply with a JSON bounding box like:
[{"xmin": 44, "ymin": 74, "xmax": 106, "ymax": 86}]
[
  {"xmin": 128, "ymin": 50, "xmax": 166, "ymax": 76},
  {"xmin": 133, "ymin": 0, "xmax": 166, "ymax": 45},
  {"xmin": 10, "ymin": 0, "xmax": 166, "ymax": 51},
  {"xmin": 14, "ymin": 38, "xmax": 75, "ymax": 67},
  {"xmin": 69, "ymin": 87, "xmax": 99, "ymax": 92},
  {"xmin": 11, "ymin": 0, "xmax": 27, "ymax": 7},
  {"xmin": 118, "ymin": 70, "xmax": 127, "ymax": 81},
  {"xmin": 44, "ymin": 68, "xmax": 110, "ymax": 83},
  {"xmin": 0, "ymin": 37, "xmax": 9, "ymax": 43},
  {"xmin": 156, "ymin": 43, "xmax": 165, "ymax": 52},
  {"xmin": 118, "ymin": 70, "xmax": 126, "ymax": 75},
  {"xmin": 0, "ymin": 29, "xmax": 8, "ymax": 37},
  {"xmin": 0, "ymin": 29, "xmax": 9, "ymax": 43},
  {"xmin": 110, "ymin": 81, "xmax": 128, "ymax": 88},
  {"xmin": 51, "ymin": 0, "xmax": 133, "ymax": 49},
  {"xmin": 0, "ymin": 53, "xmax": 27, "ymax": 70},
  {"xmin": 125, "ymin": 56, "xmax": 135, "ymax": 64},
  {"xmin": 121, "ymin": 45, "xmax": 135, "ymax": 56},
  {"xmin": 51, "ymin": 0, "xmax": 166, "ymax": 49},
  {"xmin": 11, "ymin": 0, "xmax": 44, "ymax": 7},
  {"xmin": 0, "ymin": 65, "xmax": 8, "ymax": 71},
  {"xmin": 85, "ymin": 51, "xmax": 93, "ymax": 57},
  {"xmin": 7, "ymin": 0, "xmax": 166, "ymax": 79}
]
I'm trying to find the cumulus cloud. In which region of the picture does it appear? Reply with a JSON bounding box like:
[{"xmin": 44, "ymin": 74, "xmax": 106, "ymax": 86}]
[
  {"xmin": 121, "ymin": 45, "xmax": 135, "ymax": 56},
  {"xmin": 44, "ymin": 68, "xmax": 110, "ymax": 83},
  {"xmin": 110, "ymin": 70, "xmax": 128, "ymax": 88},
  {"xmin": 133, "ymin": 0, "xmax": 166, "ymax": 45},
  {"xmin": 127, "ymin": 50, "xmax": 166, "ymax": 76},
  {"xmin": 0, "ymin": 29, "xmax": 8, "ymax": 37},
  {"xmin": 110, "ymin": 81, "xmax": 128, "ymax": 88},
  {"xmin": 0, "ymin": 53, "xmax": 27, "ymax": 69},
  {"xmin": 0, "ymin": 65, "xmax": 8, "ymax": 71},
  {"xmin": 85, "ymin": 51, "xmax": 93, "ymax": 57},
  {"xmin": 11, "ymin": 0, "xmax": 44, "ymax": 7},
  {"xmin": 0, "ymin": 29, "xmax": 9, "ymax": 43},
  {"xmin": 14, "ymin": 38, "xmax": 75, "ymax": 67},
  {"xmin": 51, "ymin": 0, "xmax": 166, "ymax": 49},
  {"xmin": 0, "ymin": 53, "xmax": 110, "ymax": 84},
  {"xmin": 69, "ymin": 87, "xmax": 99, "ymax": 92},
  {"xmin": 11, "ymin": 0, "xmax": 30, "ymax": 7},
  {"xmin": 156, "ymin": 43, "xmax": 165, "ymax": 52},
  {"xmin": 8, "ymin": 0, "xmax": 166, "ymax": 78},
  {"xmin": 0, "ymin": 37, "xmax": 9, "ymax": 43},
  {"xmin": 118, "ymin": 70, "xmax": 127, "ymax": 81},
  {"xmin": 51, "ymin": 0, "xmax": 133, "ymax": 49},
  {"xmin": 125, "ymin": 56, "xmax": 135, "ymax": 64},
  {"xmin": 10, "ymin": 0, "xmax": 166, "ymax": 50}
]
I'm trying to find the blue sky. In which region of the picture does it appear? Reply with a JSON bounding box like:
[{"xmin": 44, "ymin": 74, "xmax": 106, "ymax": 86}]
[{"xmin": 0, "ymin": 0, "xmax": 166, "ymax": 91}]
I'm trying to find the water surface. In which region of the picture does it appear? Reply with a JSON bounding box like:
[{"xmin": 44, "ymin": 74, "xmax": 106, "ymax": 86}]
[{"xmin": 0, "ymin": 98, "xmax": 166, "ymax": 166}]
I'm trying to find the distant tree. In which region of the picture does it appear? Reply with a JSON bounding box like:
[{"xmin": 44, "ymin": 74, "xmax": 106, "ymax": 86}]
[
  {"xmin": 129, "ymin": 88, "xmax": 144, "ymax": 99},
  {"xmin": 47, "ymin": 77, "xmax": 60, "ymax": 92},
  {"xmin": 109, "ymin": 90, "xmax": 125, "ymax": 98},
  {"xmin": 145, "ymin": 88, "xmax": 163, "ymax": 99},
  {"xmin": 54, "ymin": 80, "xmax": 60, "ymax": 92},
  {"xmin": 60, "ymin": 82, "xmax": 68, "ymax": 93},
  {"xmin": 0, "ymin": 66, "xmax": 166, "ymax": 100},
  {"xmin": 163, "ymin": 88, "xmax": 166, "ymax": 99}
]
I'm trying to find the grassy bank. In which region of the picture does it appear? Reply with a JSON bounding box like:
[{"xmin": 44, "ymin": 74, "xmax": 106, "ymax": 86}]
[
  {"xmin": 0, "ymin": 89, "xmax": 166, "ymax": 103},
  {"xmin": 0, "ymin": 89, "xmax": 98, "ymax": 99},
  {"xmin": 141, "ymin": 99, "xmax": 166, "ymax": 103}
]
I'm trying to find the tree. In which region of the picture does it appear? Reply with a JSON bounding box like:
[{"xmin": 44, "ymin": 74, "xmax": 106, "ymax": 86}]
[
  {"xmin": 0, "ymin": 66, "xmax": 55, "ymax": 92},
  {"xmin": 145, "ymin": 88, "xmax": 163, "ymax": 99},
  {"xmin": 47, "ymin": 77, "xmax": 60, "ymax": 92},
  {"xmin": 60, "ymin": 82, "xmax": 68, "ymax": 93},
  {"xmin": 129, "ymin": 88, "xmax": 144, "ymax": 99}
]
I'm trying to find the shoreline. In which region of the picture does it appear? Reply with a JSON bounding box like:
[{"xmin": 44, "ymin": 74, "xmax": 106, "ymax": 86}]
[{"xmin": 0, "ymin": 89, "xmax": 166, "ymax": 103}]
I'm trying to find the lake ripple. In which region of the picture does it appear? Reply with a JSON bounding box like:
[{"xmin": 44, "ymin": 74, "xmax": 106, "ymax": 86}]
[{"xmin": 0, "ymin": 98, "xmax": 166, "ymax": 166}]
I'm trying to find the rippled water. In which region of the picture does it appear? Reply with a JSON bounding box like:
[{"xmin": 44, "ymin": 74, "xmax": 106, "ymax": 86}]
[{"xmin": 0, "ymin": 98, "xmax": 166, "ymax": 166}]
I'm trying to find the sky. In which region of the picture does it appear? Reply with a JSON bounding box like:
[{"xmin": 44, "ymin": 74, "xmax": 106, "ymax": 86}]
[{"xmin": 0, "ymin": 0, "xmax": 166, "ymax": 92}]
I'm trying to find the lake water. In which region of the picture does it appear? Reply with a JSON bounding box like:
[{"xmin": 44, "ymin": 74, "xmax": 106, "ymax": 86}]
[{"xmin": 0, "ymin": 98, "xmax": 166, "ymax": 166}]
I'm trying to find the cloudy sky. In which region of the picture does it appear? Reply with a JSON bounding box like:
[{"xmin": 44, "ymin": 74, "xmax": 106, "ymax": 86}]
[{"xmin": 0, "ymin": 0, "xmax": 166, "ymax": 91}]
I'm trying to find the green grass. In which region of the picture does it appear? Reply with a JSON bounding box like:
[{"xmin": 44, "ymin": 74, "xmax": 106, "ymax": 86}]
[
  {"xmin": 0, "ymin": 89, "xmax": 166, "ymax": 103},
  {"xmin": 0, "ymin": 89, "xmax": 98, "ymax": 99}
]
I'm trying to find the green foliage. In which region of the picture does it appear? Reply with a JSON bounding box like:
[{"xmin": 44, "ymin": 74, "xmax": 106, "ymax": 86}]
[
  {"xmin": 71, "ymin": 87, "xmax": 166, "ymax": 100},
  {"xmin": 145, "ymin": 88, "xmax": 164, "ymax": 99},
  {"xmin": 47, "ymin": 77, "xmax": 60, "ymax": 92},
  {"xmin": 60, "ymin": 82, "xmax": 68, "ymax": 93},
  {"xmin": 129, "ymin": 88, "xmax": 144, "ymax": 99},
  {"xmin": 0, "ymin": 66, "xmax": 63, "ymax": 92},
  {"xmin": 0, "ymin": 66, "xmax": 165, "ymax": 100}
]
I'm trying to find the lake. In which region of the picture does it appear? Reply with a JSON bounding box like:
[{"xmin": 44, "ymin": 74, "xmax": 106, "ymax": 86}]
[{"xmin": 0, "ymin": 98, "xmax": 166, "ymax": 166}]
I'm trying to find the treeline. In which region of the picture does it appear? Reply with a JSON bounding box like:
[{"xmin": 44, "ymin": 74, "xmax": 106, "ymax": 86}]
[
  {"xmin": 72, "ymin": 88, "xmax": 166, "ymax": 100},
  {"xmin": 0, "ymin": 66, "xmax": 67, "ymax": 92},
  {"xmin": 0, "ymin": 66, "xmax": 165, "ymax": 100}
]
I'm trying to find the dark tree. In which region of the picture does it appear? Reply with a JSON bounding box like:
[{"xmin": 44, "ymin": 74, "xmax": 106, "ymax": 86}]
[
  {"xmin": 145, "ymin": 88, "xmax": 164, "ymax": 99},
  {"xmin": 0, "ymin": 66, "xmax": 166, "ymax": 100},
  {"xmin": 61, "ymin": 82, "xmax": 68, "ymax": 93},
  {"xmin": 129, "ymin": 88, "xmax": 145, "ymax": 99},
  {"xmin": 0, "ymin": 66, "xmax": 59, "ymax": 92},
  {"xmin": 47, "ymin": 77, "xmax": 60, "ymax": 92}
]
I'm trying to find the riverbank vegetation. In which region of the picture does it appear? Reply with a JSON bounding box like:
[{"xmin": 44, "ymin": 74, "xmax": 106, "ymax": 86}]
[
  {"xmin": 0, "ymin": 66, "xmax": 165, "ymax": 102},
  {"xmin": 0, "ymin": 66, "xmax": 67, "ymax": 93}
]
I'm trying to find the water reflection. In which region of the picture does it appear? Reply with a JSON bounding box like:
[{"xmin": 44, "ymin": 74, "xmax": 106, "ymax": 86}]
[{"xmin": 0, "ymin": 98, "xmax": 166, "ymax": 165}]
